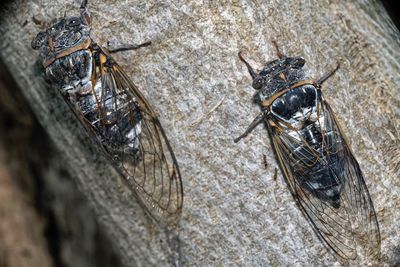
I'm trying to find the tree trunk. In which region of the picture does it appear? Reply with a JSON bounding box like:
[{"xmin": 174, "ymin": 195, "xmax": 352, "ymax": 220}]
[{"xmin": 0, "ymin": 0, "xmax": 399, "ymax": 266}]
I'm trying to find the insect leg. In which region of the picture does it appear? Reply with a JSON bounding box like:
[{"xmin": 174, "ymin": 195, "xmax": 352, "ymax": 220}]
[
  {"xmin": 108, "ymin": 41, "xmax": 152, "ymax": 53},
  {"xmin": 234, "ymin": 112, "xmax": 265, "ymax": 143},
  {"xmin": 81, "ymin": 0, "xmax": 88, "ymax": 9},
  {"xmin": 316, "ymin": 63, "xmax": 340, "ymax": 87}
]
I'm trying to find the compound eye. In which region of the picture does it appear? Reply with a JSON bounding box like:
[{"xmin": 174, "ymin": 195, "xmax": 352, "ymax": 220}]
[
  {"xmin": 252, "ymin": 77, "xmax": 263, "ymax": 90},
  {"xmin": 293, "ymin": 57, "xmax": 306, "ymax": 68},
  {"xmin": 67, "ymin": 17, "xmax": 80, "ymax": 27}
]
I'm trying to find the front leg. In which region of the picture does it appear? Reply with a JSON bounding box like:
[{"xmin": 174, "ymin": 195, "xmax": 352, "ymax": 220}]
[
  {"xmin": 316, "ymin": 63, "xmax": 340, "ymax": 88},
  {"xmin": 107, "ymin": 41, "xmax": 151, "ymax": 54},
  {"xmin": 234, "ymin": 112, "xmax": 266, "ymax": 143}
]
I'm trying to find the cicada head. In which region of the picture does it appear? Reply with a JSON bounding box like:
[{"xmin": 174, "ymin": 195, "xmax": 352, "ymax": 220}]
[
  {"xmin": 31, "ymin": 2, "xmax": 92, "ymax": 67},
  {"xmin": 239, "ymin": 52, "xmax": 307, "ymax": 104}
]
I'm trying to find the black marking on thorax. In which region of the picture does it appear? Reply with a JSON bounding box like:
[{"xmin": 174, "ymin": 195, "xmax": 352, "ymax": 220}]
[{"xmin": 270, "ymin": 85, "xmax": 317, "ymax": 126}]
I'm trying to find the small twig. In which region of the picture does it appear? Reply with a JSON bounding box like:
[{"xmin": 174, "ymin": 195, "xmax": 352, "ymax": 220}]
[{"xmin": 190, "ymin": 97, "xmax": 225, "ymax": 127}]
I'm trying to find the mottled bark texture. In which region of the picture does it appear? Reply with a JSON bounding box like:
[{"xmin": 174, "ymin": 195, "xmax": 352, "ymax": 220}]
[
  {"xmin": 0, "ymin": 0, "xmax": 399, "ymax": 266},
  {"xmin": 0, "ymin": 60, "xmax": 122, "ymax": 267}
]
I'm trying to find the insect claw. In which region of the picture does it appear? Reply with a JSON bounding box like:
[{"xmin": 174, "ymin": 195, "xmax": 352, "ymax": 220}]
[
  {"xmin": 234, "ymin": 132, "xmax": 247, "ymax": 143},
  {"xmin": 234, "ymin": 112, "xmax": 265, "ymax": 143}
]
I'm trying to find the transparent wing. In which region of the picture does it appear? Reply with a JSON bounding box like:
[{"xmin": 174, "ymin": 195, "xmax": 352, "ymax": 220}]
[
  {"xmin": 269, "ymin": 96, "xmax": 380, "ymax": 259},
  {"xmin": 88, "ymin": 46, "xmax": 183, "ymax": 223}
]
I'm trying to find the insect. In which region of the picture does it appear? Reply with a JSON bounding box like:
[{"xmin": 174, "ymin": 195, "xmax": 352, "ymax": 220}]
[
  {"xmin": 272, "ymin": 168, "xmax": 278, "ymax": 181},
  {"xmin": 262, "ymin": 154, "xmax": 268, "ymax": 169},
  {"xmin": 31, "ymin": 0, "xmax": 183, "ymax": 223},
  {"xmin": 235, "ymin": 42, "xmax": 381, "ymax": 260}
]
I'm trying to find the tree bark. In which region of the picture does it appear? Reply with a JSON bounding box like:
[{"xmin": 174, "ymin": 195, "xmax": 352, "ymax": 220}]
[{"xmin": 0, "ymin": 0, "xmax": 399, "ymax": 266}]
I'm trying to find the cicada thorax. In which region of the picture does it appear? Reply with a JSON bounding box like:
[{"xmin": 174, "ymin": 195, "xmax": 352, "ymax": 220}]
[
  {"xmin": 45, "ymin": 47, "xmax": 93, "ymax": 94},
  {"xmin": 263, "ymin": 78, "xmax": 345, "ymax": 208},
  {"xmin": 45, "ymin": 42, "xmax": 143, "ymax": 158},
  {"xmin": 269, "ymin": 84, "xmax": 318, "ymax": 129}
]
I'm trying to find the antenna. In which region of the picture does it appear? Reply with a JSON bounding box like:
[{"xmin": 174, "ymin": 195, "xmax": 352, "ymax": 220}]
[
  {"xmin": 238, "ymin": 51, "xmax": 257, "ymax": 79},
  {"xmin": 271, "ymin": 40, "xmax": 285, "ymax": 59}
]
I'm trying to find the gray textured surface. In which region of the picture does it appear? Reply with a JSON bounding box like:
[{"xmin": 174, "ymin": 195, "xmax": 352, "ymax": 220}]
[{"xmin": 1, "ymin": 0, "xmax": 399, "ymax": 266}]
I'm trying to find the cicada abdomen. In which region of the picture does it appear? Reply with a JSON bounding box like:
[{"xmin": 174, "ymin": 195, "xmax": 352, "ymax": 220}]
[
  {"xmin": 31, "ymin": 0, "xmax": 183, "ymax": 223},
  {"xmin": 235, "ymin": 43, "xmax": 380, "ymax": 260}
]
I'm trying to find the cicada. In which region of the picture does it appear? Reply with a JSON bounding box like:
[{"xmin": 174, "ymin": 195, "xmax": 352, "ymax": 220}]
[
  {"xmin": 31, "ymin": 0, "xmax": 183, "ymax": 223},
  {"xmin": 235, "ymin": 43, "xmax": 381, "ymax": 260}
]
